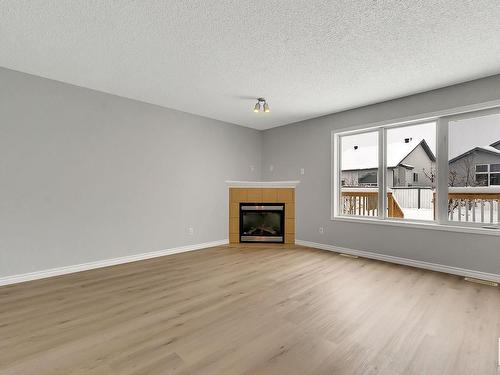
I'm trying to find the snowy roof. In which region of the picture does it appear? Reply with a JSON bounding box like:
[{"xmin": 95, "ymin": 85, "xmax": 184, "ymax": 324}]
[
  {"xmin": 449, "ymin": 141, "xmax": 500, "ymax": 164},
  {"xmin": 479, "ymin": 145, "xmax": 500, "ymax": 155},
  {"xmin": 341, "ymin": 139, "xmax": 435, "ymax": 171}
]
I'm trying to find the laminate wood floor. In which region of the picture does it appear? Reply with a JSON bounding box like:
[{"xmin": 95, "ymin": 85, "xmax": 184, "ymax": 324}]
[{"xmin": 1, "ymin": 245, "xmax": 499, "ymax": 375}]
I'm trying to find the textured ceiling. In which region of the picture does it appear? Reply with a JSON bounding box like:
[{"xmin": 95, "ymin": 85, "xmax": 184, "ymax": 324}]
[{"xmin": 2, "ymin": 1, "xmax": 500, "ymax": 130}]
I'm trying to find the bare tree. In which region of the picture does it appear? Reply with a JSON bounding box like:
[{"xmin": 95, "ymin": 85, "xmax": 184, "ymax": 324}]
[
  {"xmin": 448, "ymin": 155, "xmax": 477, "ymax": 216},
  {"xmin": 448, "ymin": 167, "xmax": 458, "ymax": 187},
  {"xmin": 422, "ymin": 165, "xmax": 436, "ymax": 189},
  {"xmin": 341, "ymin": 173, "xmax": 358, "ymax": 187},
  {"xmin": 449, "ymin": 154, "xmax": 476, "ymax": 187},
  {"xmin": 459, "ymin": 155, "xmax": 475, "ymax": 186}
]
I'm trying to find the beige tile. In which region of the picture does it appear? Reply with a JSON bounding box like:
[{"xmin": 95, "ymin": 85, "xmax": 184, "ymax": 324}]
[
  {"xmin": 229, "ymin": 233, "xmax": 239, "ymax": 243},
  {"xmin": 247, "ymin": 188, "xmax": 262, "ymax": 202},
  {"xmin": 284, "ymin": 233, "xmax": 295, "ymax": 244},
  {"xmin": 230, "ymin": 188, "xmax": 248, "ymax": 203},
  {"xmin": 229, "ymin": 203, "xmax": 239, "ymax": 218},
  {"xmin": 229, "ymin": 217, "xmax": 239, "ymax": 234},
  {"xmin": 277, "ymin": 188, "xmax": 294, "ymax": 203},
  {"xmin": 262, "ymin": 188, "xmax": 278, "ymax": 202}
]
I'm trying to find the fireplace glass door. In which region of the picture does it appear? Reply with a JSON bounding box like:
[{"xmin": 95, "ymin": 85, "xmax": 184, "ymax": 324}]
[{"xmin": 240, "ymin": 203, "xmax": 284, "ymax": 243}]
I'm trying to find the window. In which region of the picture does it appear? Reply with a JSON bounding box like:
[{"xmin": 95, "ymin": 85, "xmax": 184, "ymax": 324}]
[
  {"xmin": 333, "ymin": 106, "xmax": 500, "ymax": 229},
  {"xmin": 475, "ymin": 164, "xmax": 489, "ymax": 186},
  {"xmin": 491, "ymin": 164, "xmax": 500, "ymax": 172},
  {"xmin": 358, "ymin": 170, "xmax": 377, "ymax": 185},
  {"xmin": 448, "ymin": 111, "xmax": 500, "ymax": 224},
  {"xmin": 339, "ymin": 131, "xmax": 379, "ymax": 217},
  {"xmin": 491, "ymin": 173, "xmax": 500, "ymax": 186},
  {"xmin": 472, "ymin": 164, "xmax": 500, "ymax": 186},
  {"xmin": 386, "ymin": 122, "xmax": 436, "ymax": 221},
  {"xmin": 476, "ymin": 164, "xmax": 488, "ymax": 173},
  {"xmin": 491, "ymin": 164, "xmax": 500, "ymax": 186}
]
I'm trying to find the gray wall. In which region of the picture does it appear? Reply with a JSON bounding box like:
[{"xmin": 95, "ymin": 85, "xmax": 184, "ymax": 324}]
[
  {"xmin": 2, "ymin": 66, "xmax": 500, "ymax": 279},
  {"xmin": 262, "ymin": 74, "xmax": 500, "ymax": 275},
  {"xmin": 0, "ymin": 68, "xmax": 262, "ymax": 278}
]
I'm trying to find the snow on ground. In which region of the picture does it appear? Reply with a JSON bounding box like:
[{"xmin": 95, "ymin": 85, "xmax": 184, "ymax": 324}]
[
  {"xmin": 448, "ymin": 204, "xmax": 499, "ymax": 224},
  {"xmin": 401, "ymin": 208, "xmax": 434, "ymax": 221},
  {"xmin": 401, "ymin": 207, "xmax": 499, "ymax": 224}
]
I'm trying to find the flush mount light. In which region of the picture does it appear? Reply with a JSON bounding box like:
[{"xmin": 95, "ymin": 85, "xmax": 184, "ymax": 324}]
[{"xmin": 253, "ymin": 98, "xmax": 270, "ymax": 113}]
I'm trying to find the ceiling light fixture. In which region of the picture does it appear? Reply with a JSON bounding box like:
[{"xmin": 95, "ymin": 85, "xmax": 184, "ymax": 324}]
[{"xmin": 253, "ymin": 98, "xmax": 270, "ymax": 113}]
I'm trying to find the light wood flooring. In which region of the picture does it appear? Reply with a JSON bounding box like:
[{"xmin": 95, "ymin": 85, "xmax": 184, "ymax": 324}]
[{"xmin": 1, "ymin": 244, "xmax": 500, "ymax": 375}]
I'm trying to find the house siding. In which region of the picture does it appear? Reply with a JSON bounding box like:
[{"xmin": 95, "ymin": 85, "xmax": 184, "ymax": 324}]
[
  {"xmin": 341, "ymin": 143, "xmax": 434, "ymax": 188},
  {"xmin": 396, "ymin": 144, "xmax": 435, "ymax": 187},
  {"xmin": 449, "ymin": 150, "xmax": 500, "ymax": 186}
]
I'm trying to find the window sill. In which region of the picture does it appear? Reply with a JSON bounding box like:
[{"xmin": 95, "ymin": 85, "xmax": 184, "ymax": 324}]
[{"xmin": 331, "ymin": 215, "xmax": 500, "ymax": 236}]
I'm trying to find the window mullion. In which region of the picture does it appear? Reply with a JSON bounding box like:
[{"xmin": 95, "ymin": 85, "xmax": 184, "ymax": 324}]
[
  {"xmin": 378, "ymin": 128, "xmax": 387, "ymax": 219},
  {"xmin": 333, "ymin": 133, "xmax": 341, "ymax": 218},
  {"xmin": 436, "ymin": 118, "xmax": 448, "ymax": 224}
]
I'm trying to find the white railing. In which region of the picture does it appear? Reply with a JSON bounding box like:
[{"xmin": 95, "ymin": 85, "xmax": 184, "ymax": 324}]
[
  {"xmin": 342, "ymin": 186, "xmax": 500, "ymax": 224},
  {"xmin": 446, "ymin": 187, "xmax": 500, "ymax": 224}
]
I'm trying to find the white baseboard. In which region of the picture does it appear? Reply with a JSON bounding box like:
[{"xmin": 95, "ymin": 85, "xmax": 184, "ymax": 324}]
[
  {"xmin": 296, "ymin": 239, "xmax": 500, "ymax": 283},
  {"xmin": 0, "ymin": 239, "xmax": 228, "ymax": 287}
]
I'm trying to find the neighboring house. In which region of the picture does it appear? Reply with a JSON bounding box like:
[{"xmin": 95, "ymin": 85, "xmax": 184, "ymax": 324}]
[
  {"xmin": 341, "ymin": 139, "xmax": 436, "ymax": 188},
  {"xmin": 448, "ymin": 140, "xmax": 500, "ymax": 186}
]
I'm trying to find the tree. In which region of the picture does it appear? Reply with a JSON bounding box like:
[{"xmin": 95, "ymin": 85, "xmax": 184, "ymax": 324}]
[
  {"xmin": 448, "ymin": 155, "xmax": 477, "ymax": 216},
  {"xmin": 449, "ymin": 155, "xmax": 475, "ymax": 187},
  {"xmin": 422, "ymin": 165, "xmax": 436, "ymax": 189}
]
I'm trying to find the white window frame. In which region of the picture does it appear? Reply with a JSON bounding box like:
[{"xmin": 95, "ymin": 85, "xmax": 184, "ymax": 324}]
[
  {"xmin": 490, "ymin": 164, "xmax": 500, "ymax": 186},
  {"xmin": 474, "ymin": 164, "xmax": 489, "ymax": 186},
  {"xmin": 331, "ymin": 103, "xmax": 500, "ymax": 236},
  {"xmin": 473, "ymin": 163, "xmax": 500, "ymax": 186}
]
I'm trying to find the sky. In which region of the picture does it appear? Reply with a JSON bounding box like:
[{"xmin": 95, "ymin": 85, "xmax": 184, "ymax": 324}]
[
  {"xmin": 341, "ymin": 114, "xmax": 500, "ymax": 162},
  {"xmin": 387, "ymin": 122, "xmax": 436, "ymax": 155},
  {"xmin": 341, "ymin": 122, "xmax": 436, "ymax": 170},
  {"xmin": 449, "ymin": 113, "xmax": 500, "ymax": 159}
]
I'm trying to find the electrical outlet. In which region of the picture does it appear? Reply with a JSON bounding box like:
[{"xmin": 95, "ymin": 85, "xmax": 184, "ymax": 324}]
[
  {"xmin": 300, "ymin": 168, "xmax": 305, "ymax": 175},
  {"xmin": 269, "ymin": 164, "xmax": 274, "ymax": 172},
  {"xmin": 188, "ymin": 227, "xmax": 194, "ymax": 235},
  {"xmin": 319, "ymin": 227, "xmax": 324, "ymax": 234},
  {"xmin": 250, "ymin": 165, "xmax": 255, "ymax": 172}
]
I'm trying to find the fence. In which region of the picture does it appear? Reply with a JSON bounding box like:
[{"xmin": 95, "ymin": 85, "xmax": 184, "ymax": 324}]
[{"xmin": 392, "ymin": 187, "xmax": 433, "ymax": 209}]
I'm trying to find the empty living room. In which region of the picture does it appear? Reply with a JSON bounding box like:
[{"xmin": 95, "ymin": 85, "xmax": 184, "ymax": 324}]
[{"xmin": 2, "ymin": 2, "xmax": 500, "ymax": 374}]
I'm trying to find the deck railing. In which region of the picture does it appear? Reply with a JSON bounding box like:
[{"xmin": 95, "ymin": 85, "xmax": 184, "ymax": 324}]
[
  {"xmin": 342, "ymin": 187, "xmax": 499, "ymax": 224},
  {"xmin": 438, "ymin": 187, "xmax": 500, "ymax": 224},
  {"xmin": 341, "ymin": 188, "xmax": 404, "ymax": 218}
]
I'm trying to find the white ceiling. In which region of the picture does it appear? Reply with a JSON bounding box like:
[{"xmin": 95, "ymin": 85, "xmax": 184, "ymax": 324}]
[{"xmin": 2, "ymin": 1, "xmax": 500, "ymax": 130}]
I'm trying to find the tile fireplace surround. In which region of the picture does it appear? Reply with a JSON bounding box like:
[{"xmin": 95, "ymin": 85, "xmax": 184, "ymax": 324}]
[{"xmin": 226, "ymin": 181, "xmax": 300, "ymax": 244}]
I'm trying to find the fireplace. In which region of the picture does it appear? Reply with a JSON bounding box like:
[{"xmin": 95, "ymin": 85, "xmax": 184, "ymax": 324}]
[{"xmin": 240, "ymin": 203, "xmax": 285, "ymax": 243}]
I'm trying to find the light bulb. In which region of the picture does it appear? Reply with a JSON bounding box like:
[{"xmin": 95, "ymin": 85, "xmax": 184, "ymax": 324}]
[
  {"xmin": 263, "ymin": 102, "xmax": 270, "ymax": 112},
  {"xmin": 253, "ymin": 102, "xmax": 260, "ymax": 112}
]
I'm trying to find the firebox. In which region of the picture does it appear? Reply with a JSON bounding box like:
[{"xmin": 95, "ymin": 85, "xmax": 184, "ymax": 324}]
[{"xmin": 240, "ymin": 203, "xmax": 285, "ymax": 243}]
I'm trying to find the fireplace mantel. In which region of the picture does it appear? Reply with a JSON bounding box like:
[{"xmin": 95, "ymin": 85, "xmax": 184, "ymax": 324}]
[{"xmin": 225, "ymin": 180, "xmax": 300, "ymax": 188}]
